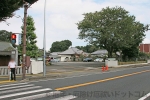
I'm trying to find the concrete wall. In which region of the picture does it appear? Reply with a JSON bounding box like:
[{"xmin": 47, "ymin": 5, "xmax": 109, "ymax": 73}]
[
  {"xmin": 147, "ymin": 59, "xmax": 150, "ymax": 63},
  {"xmin": 31, "ymin": 61, "xmax": 43, "ymax": 74},
  {"xmin": 105, "ymin": 60, "xmax": 118, "ymax": 67}
]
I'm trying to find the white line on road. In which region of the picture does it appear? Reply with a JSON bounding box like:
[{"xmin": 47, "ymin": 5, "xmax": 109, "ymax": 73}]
[
  {"xmin": 0, "ymin": 88, "xmax": 51, "ymax": 99},
  {"xmin": 13, "ymin": 91, "xmax": 62, "ymax": 100},
  {"xmin": 138, "ymin": 92, "xmax": 150, "ymax": 100},
  {"xmin": 0, "ymin": 84, "xmax": 34, "ymax": 91},
  {"xmin": 0, "ymin": 86, "xmax": 42, "ymax": 94},
  {"xmin": 0, "ymin": 82, "xmax": 28, "ymax": 88},
  {"xmin": 51, "ymin": 95, "xmax": 77, "ymax": 100}
]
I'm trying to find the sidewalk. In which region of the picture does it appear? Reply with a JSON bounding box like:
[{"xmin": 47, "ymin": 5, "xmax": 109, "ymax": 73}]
[{"xmin": 0, "ymin": 68, "xmax": 104, "ymax": 84}]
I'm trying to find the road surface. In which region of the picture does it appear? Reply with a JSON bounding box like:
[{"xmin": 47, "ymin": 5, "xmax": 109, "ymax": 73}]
[{"xmin": 0, "ymin": 66, "xmax": 150, "ymax": 100}]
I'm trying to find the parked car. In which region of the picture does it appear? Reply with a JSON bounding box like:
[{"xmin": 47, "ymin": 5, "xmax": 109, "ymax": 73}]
[
  {"xmin": 51, "ymin": 58, "xmax": 60, "ymax": 62},
  {"xmin": 94, "ymin": 58, "xmax": 103, "ymax": 62},
  {"xmin": 83, "ymin": 58, "xmax": 93, "ymax": 62}
]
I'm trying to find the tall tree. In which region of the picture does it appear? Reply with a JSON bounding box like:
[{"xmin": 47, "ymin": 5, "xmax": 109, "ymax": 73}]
[
  {"xmin": 76, "ymin": 45, "xmax": 98, "ymax": 53},
  {"xmin": 0, "ymin": 0, "xmax": 23, "ymax": 22},
  {"xmin": 18, "ymin": 16, "xmax": 38, "ymax": 58},
  {"xmin": 0, "ymin": 30, "xmax": 11, "ymax": 42},
  {"xmin": 77, "ymin": 6, "xmax": 149, "ymax": 57},
  {"xmin": 50, "ymin": 40, "xmax": 72, "ymax": 52}
]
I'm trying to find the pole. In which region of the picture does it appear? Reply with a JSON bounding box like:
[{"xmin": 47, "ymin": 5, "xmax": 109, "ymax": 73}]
[
  {"xmin": 22, "ymin": 4, "xmax": 28, "ymax": 80},
  {"xmin": 43, "ymin": 0, "xmax": 47, "ymax": 76}
]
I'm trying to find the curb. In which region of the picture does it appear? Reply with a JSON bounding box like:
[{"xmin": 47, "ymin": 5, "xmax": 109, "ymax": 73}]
[
  {"xmin": 27, "ymin": 74, "xmax": 65, "ymax": 81},
  {"xmin": 114, "ymin": 63, "xmax": 150, "ymax": 68},
  {"xmin": 0, "ymin": 80, "xmax": 16, "ymax": 84}
]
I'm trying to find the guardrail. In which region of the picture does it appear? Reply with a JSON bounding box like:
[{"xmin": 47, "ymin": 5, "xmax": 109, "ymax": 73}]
[{"xmin": 0, "ymin": 66, "xmax": 31, "ymax": 76}]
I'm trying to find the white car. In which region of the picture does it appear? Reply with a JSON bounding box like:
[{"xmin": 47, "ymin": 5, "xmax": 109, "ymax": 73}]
[
  {"xmin": 94, "ymin": 58, "xmax": 103, "ymax": 62},
  {"xmin": 51, "ymin": 58, "xmax": 60, "ymax": 62}
]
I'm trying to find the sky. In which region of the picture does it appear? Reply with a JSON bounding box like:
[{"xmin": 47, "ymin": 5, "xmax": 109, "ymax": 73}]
[{"xmin": 0, "ymin": 0, "xmax": 150, "ymax": 50}]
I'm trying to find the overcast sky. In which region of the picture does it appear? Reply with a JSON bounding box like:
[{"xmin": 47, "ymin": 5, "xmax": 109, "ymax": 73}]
[{"xmin": 0, "ymin": 0, "xmax": 150, "ymax": 50}]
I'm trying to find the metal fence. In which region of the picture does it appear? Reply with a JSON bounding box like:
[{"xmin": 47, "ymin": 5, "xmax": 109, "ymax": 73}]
[{"xmin": 0, "ymin": 66, "xmax": 31, "ymax": 76}]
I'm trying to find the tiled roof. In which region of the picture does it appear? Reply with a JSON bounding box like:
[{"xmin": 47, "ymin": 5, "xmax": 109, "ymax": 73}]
[
  {"xmin": 0, "ymin": 42, "xmax": 16, "ymax": 51},
  {"xmin": 59, "ymin": 47, "xmax": 83, "ymax": 55},
  {"xmin": 91, "ymin": 49, "xmax": 108, "ymax": 55},
  {"xmin": 50, "ymin": 52, "xmax": 61, "ymax": 56}
]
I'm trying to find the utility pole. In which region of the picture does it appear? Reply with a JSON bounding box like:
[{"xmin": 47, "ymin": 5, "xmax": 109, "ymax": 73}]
[
  {"xmin": 22, "ymin": 4, "xmax": 28, "ymax": 80},
  {"xmin": 22, "ymin": 0, "xmax": 39, "ymax": 80}
]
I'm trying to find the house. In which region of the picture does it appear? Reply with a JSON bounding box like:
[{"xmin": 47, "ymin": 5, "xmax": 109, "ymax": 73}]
[
  {"xmin": 91, "ymin": 49, "xmax": 108, "ymax": 57},
  {"xmin": 58, "ymin": 47, "xmax": 84, "ymax": 62},
  {"xmin": 49, "ymin": 52, "xmax": 61, "ymax": 61},
  {"xmin": 0, "ymin": 42, "xmax": 20, "ymax": 66}
]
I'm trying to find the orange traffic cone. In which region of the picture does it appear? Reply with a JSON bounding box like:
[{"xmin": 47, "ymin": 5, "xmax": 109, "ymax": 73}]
[
  {"xmin": 102, "ymin": 66, "xmax": 105, "ymax": 72},
  {"xmin": 105, "ymin": 65, "xmax": 108, "ymax": 71}
]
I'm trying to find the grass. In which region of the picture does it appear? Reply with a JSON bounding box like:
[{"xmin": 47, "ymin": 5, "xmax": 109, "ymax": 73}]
[{"xmin": 118, "ymin": 61, "xmax": 147, "ymax": 65}]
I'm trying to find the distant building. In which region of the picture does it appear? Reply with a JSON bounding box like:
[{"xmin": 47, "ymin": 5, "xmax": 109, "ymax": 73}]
[
  {"xmin": 139, "ymin": 44, "xmax": 150, "ymax": 53},
  {"xmin": 50, "ymin": 47, "xmax": 89, "ymax": 62},
  {"xmin": 91, "ymin": 49, "xmax": 108, "ymax": 57},
  {"xmin": 59, "ymin": 47, "xmax": 84, "ymax": 62},
  {"xmin": 49, "ymin": 52, "xmax": 61, "ymax": 61},
  {"xmin": 0, "ymin": 42, "xmax": 20, "ymax": 66}
]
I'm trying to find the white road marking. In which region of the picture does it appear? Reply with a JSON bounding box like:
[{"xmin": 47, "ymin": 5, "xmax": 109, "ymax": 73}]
[
  {"xmin": 138, "ymin": 92, "xmax": 150, "ymax": 100},
  {"xmin": 51, "ymin": 95, "xmax": 77, "ymax": 100},
  {"xmin": 13, "ymin": 91, "xmax": 62, "ymax": 100},
  {"xmin": 0, "ymin": 84, "xmax": 34, "ymax": 91},
  {"xmin": 0, "ymin": 82, "xmax": 28, "ymax": 88},
  {"xmin": 0, "ymin": 88, "xmax": 51, "ymax": 99},
  {"xmin": 0, "ymin": 86, "xmax": 42, "ymax": 94}
]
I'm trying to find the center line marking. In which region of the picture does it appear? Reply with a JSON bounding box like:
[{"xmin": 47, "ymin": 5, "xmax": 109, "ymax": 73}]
[{"xmin": 55, "ymin": 70, "xmax": 150, "ymax": 91}]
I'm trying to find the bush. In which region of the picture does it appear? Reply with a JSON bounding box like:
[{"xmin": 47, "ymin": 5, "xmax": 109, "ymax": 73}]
[{"xmin": 118, "ymin": 61, "xmax": 146, "ymax": 65}]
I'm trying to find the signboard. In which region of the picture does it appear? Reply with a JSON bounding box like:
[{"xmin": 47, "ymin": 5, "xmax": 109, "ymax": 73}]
[{"xmin": 18, "ymin": 34, "xmax": 22, "ymax": 45}]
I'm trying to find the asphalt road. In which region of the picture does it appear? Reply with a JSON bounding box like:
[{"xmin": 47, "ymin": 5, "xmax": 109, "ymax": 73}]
[
  {"xmin": 51, "ymin": 62, "xmax": 104, "ymax": 68},
  {"xmin": 0, "ymin": 66, "xmax": 150, "ymax": 100},
  {"xmin": 47, "ymin": 62, "xmax": 105, "ymax": 72}
]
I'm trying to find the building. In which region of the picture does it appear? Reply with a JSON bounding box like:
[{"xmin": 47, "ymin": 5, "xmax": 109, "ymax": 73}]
[
  {"xmin": 91, "ymin": 49, "xmax": 108, "ymax": 57},
  {"xmin": 139, "ymin": 44, "xmax": 150, "ymax": 53},
  {"xmin": 58, "ymin": 47, "xmax": 84, "ymax": 62},
  {"xmin": 0, "ymin": 42, "xmax": 20, "ymax": 66},
  {"xmin": 49, "ymin": 52, "xmax": 61, "ymax": 61}
]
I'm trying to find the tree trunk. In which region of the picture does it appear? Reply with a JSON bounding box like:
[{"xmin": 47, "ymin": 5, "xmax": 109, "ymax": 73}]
[{"xmin": 108, "ymin": 50, "xmax": 113, "ymax": 58}]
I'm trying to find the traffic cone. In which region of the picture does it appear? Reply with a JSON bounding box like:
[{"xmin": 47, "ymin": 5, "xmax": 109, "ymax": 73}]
[
  {"xmin": 105, "ymin": 65, "xmax": 108, "ymax": 71},
  {"xmin": 101, "ymin": 66, "xmax": 105, "ymax": 72}
]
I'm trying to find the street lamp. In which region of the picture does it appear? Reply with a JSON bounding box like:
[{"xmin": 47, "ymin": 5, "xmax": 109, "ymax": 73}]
[{"xmin": 43, "ymin": 0, "xmax": 47, "ymax": 76}]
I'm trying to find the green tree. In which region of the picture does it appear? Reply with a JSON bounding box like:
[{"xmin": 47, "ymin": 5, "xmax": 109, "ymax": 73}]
[
  {"xmin": 0, "ymin": 0, "xmax": 23, "ymax": 22},
  {"xmin": 50, "ymin": 40, "xmax": 72, "ymax": 52},
  {"xmin": 0, "ymin": 30, "xmax": 11, "ymax": 42},
  {"xmin": 0, "ymin": 30, "xmax": 17, "ymax": 47},
  {"xmin": 77, "ymin": 6, "xmax": 149, "ymax": 57},
  {"xmin": 18, "ymin": 16, "xmax": 38, "ymax": 58},
  {"xmin": 76, "ymin": 45, "xmax": 98, "ymax": 53}
]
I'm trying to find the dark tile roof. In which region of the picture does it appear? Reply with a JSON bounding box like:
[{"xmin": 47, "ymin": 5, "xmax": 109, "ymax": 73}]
[
  {"xmin": 91, "ymin": 49, "xmax": 108, "ymax": 55},
  {"xmin": 59, "ymin": 47, "xmax": 83, "ymax": 55},
  {"xmin": 0, "ymin": 42, "xmax": 16, "ymax": 51}
]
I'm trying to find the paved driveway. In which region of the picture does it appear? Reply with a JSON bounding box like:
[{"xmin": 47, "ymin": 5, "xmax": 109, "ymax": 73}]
[{"xmin": 47, "ymin": 62, "xmax": 104, "ymax": 72}]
